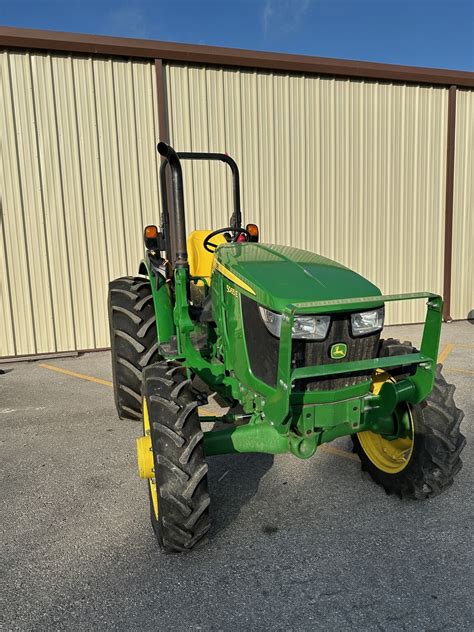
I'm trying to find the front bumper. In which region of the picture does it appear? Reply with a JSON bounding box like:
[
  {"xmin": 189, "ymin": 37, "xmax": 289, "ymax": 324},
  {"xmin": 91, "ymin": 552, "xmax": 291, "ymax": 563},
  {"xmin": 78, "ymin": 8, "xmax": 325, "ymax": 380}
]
[
  {"xmin": 263, "ymin": 292, "xmax": 442, "ymax": 432},
  {"xmin": 204, "ymin": 292, "xmax": 442, "ymax": 460}
]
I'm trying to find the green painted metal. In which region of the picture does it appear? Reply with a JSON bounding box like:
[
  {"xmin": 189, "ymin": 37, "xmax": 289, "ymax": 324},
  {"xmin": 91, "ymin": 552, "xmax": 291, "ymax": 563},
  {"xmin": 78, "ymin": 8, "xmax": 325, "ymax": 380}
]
[
  {"xmin": 363, "ymin": 379, "xmax": 417, "ymax": 429},
  {"xmin": 141, "ymin": 258, "xmax": 175, "ymax": 345},
  {"xmin": 292, "ymin": 352, "xmax": 431, "ymax": 380},
  {"xmin": 203, "ymin": 420, "xmax": 289, "ymax": 456},
  {"xmin": 215, "ymin": 243, "xmax": 381, "ymax": 312},
  {"xmin": 291, "ymin": 291, "xmax": 439, "ymax": 313},
  {"xmin": 291, "ymin": 381, "xmax": 371, "ymax": 405},
  {"xmin": 202, "ymin": 376, "xmax": 422, "ymax": 459},
  {"xmin": 142, "ymin": 237, "xmax": 443, "ymax": 461}
]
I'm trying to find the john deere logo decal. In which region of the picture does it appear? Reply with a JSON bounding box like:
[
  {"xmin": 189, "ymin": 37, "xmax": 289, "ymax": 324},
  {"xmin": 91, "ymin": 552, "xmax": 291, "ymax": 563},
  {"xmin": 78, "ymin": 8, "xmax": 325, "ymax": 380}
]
[{"xmin": 330, "ymin": 343, "xmax": 347, "ymax": 359}]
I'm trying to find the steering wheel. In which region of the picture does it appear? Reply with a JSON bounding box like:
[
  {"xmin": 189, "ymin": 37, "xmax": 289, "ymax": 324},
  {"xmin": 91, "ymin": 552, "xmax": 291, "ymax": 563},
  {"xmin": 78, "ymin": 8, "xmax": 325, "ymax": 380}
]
[{"xmin": 203, "ymin": 227, "xmax": 251, "ymax": 253}]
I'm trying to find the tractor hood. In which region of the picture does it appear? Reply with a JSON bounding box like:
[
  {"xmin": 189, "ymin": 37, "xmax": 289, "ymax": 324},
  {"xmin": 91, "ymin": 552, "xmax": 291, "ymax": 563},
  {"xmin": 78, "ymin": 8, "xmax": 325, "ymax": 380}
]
[{"xmin": 214, "ymin": 243, "xmax": 381, "ymax": 312}]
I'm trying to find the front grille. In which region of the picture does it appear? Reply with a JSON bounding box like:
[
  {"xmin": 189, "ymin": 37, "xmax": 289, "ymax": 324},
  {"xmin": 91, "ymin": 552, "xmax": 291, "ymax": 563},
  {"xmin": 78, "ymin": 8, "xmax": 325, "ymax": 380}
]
[
  {"xmin": 241, "ymin": 296, "xmax": 380, "ymax": 391},
  {"xmin": 241, "ymin": 294, "xmax": 279, "ymax": 387},
  {"xmin": 292, "ymin": 314, "xmax": 380, "ymax": 391}
]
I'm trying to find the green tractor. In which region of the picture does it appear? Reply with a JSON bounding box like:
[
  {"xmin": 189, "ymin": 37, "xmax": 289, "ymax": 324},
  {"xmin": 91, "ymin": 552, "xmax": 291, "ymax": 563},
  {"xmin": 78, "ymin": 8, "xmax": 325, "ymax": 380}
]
[{"xmin": 108, "ymin": 142, "xmax": 465, "ymax": 553}]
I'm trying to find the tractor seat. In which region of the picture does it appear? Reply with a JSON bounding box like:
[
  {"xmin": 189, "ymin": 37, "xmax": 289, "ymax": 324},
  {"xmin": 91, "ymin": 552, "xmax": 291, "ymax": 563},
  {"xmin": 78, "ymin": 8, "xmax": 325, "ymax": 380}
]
[{"xmin": 187, "ymin": 230, "xmax": 226, "ymax": 282}]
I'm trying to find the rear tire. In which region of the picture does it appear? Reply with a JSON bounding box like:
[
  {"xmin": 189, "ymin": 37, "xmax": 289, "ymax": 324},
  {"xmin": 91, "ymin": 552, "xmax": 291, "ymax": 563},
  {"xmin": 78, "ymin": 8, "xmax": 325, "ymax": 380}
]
[
  {"xmin": 143, "ymin": 362, "xmax": 211, "ymax": 553},
  {"xmin": 353, "ymin": 339, "xmax": 465, "ymax": 499},
  {"xmin": 108, "ymin": 276, "xmax": 159, "ymax": 420}
]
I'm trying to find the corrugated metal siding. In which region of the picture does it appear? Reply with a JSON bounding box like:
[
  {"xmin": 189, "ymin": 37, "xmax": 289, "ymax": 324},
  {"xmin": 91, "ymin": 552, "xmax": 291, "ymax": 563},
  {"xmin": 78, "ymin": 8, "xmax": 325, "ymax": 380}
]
[
  {"xmin": 451, "ymin": 90, "xmax": 474, "ymax": 321},
  {"xmin": 1, "ymin": 51, "xmax": 161, "ymax": 357},
  {"xmin": 167, "ymin": 64, "xmax": 448, "ymax": 325},
  {"xmin": 2, "ymin": 52, "xmax": 469, "ymax": 359}
]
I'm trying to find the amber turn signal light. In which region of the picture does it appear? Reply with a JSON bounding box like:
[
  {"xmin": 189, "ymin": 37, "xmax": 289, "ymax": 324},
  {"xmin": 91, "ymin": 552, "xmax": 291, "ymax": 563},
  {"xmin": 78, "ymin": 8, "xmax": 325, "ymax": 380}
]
[
  {"xmin": 145, "ymin": 225, "xmax": 158, "ymax": 239},
  {"xmin": 144, "ymin": 225, "xmax": 159, "ymax": 251},
  {"xmin": 246, "ymin": 223, "xmax": 259, "ymax": 242}
]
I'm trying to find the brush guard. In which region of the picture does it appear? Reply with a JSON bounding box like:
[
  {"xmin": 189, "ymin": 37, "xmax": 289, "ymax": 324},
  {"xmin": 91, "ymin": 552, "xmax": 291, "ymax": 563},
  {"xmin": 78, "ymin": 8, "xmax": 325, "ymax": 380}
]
[
  {"xmin": 264, "ymin": 292, "xmax": 442, "ymax": 429},
  {"xmin": 203, "ymin": 292, "xmax": 443, "ymax": 459}
]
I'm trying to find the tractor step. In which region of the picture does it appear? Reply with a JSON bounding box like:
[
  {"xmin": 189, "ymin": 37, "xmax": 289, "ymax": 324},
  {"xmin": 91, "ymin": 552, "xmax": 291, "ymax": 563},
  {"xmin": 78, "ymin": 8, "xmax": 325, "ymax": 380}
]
[{"xmin": 158, "ymin": 333, "xmax": 209, "ymax": 357}]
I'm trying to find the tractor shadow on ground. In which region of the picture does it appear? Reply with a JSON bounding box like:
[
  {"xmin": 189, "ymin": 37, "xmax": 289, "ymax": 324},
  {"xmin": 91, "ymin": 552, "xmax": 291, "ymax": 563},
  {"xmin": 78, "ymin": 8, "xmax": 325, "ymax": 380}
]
[{"xmin": 206, "ymin": 452, "xmax": 274, "ymax": 538}]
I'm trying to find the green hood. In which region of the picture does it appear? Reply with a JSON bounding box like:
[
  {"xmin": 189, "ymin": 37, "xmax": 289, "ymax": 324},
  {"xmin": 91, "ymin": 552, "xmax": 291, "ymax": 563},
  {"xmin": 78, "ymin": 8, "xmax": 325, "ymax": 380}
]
[{"xmin": 215, "ymin": 243, "xmax": 381, "ymax": 312}]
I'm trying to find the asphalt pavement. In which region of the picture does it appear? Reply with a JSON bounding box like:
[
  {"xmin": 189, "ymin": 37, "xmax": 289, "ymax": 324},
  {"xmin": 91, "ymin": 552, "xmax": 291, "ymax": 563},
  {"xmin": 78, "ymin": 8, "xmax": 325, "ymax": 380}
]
[{"xmin": 1, "ymin": 321, "xmax": 473, "ymax": 631}]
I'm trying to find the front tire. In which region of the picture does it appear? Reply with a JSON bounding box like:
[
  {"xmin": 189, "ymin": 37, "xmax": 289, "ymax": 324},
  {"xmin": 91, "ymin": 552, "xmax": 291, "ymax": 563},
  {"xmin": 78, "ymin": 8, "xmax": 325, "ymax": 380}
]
[
  {"xmin": 143, "ymin": 362, "xmax": 211, "ymax": 553},
  {"xmin": 353, "ymin": 340, "xmax": 465, "ymax": 499}
]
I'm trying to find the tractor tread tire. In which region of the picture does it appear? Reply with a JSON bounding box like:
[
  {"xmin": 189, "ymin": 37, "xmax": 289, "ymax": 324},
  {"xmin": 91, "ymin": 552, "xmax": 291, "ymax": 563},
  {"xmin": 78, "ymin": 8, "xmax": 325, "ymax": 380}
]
[
  {"xmin": 378, "ymin": 337, "xmax": 417, "ymax": 376},
  {"xmin": 144, "ymin": 362, "xmax": 210, "ymax": 553},
  {"xmin": 353, "ymin": 339, "xmax": 465, "ymax": 499},
  {"xmin": 379, "ymin": 337, "xmax": 415, "ymax": 356},
  {"xmin": 108, "ymin": 276, "xmax": 158, "ymax": 420}
]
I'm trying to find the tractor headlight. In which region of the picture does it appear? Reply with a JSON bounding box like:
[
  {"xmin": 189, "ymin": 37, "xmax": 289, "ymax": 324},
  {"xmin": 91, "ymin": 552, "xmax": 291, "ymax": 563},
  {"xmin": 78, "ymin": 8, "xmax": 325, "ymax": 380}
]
[
  {"xmin": 292, "ymin": 315, "xmax": 331, "ymax": 339},
  {"xmin": 350, "ymin": 307, "xmax": 384, "ymax": 336},
  {"xmin": 258, "ymin": 306, "xmax": 282, "ymax": 338},
  {"xmin": 258, "ymin": 307, "xmax": 330, "ymax": 340}
]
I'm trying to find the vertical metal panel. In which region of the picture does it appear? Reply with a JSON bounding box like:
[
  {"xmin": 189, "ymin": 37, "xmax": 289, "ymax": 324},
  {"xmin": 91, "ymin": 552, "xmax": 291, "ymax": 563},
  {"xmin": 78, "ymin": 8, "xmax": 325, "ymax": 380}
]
[
  {"xmin": 2, "ymin": 51, "xmax": 56, "ymax": 355},
  {"xmin": 167, "ymin": 64, "xmax": 448, "ymax": 324},
  {"xmin": 1, "ymin": 51, "xmax": 160, "ymax": 357},
  {"xmin": 452, "ymin": 90, "xmax": 474, "ymax": 320}
]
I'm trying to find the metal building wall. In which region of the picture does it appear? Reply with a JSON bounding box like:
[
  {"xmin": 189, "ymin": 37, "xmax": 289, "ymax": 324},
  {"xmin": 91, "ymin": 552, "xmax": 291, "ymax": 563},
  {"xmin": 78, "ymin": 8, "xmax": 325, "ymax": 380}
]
[
  {"xmin": 1, "ymin": 50, "xmax": 469, "ymax": 359},
  {"xmin": 451, "ymin": 90, "xmax": 474, "ymax": 321},
  {"xmin": 166, "ymin": 64, "xmax": 448, "ymax": 325},
  {"xmin": 1, "ymin": 51, "xmax": 161, "ymax": 357}
]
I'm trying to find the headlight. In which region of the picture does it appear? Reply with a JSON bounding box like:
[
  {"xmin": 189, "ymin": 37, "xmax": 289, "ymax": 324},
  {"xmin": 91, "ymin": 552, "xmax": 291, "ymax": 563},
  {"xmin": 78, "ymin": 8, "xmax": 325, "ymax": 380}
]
[
  {"xmin": 258, "ymin": 306, "xmax": 282, "ymax": 337},
  {"xmin": 350, "ymin": 307, "xmax": 384, "ymax": 336},
  {"xmin": 292, "ymin": 315, "xmax": 331, "ymax": 339},
  {"xmin": 258, "ymin": 306, "xmax": 330, "ymax": 340}
]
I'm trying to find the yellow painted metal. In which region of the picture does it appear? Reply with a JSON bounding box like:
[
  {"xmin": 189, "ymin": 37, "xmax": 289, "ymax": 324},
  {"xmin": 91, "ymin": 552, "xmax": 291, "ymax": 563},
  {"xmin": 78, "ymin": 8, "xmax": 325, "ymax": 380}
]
[
  {"xmin": 1, "ymin": 50, "xmax": 161, "ymax": 357},
  {"xmin": 136, "ymin": 435, "xmax": 154, "ymax": 480},
  {"xmin": 166, "ymin": 64, "xmax": 451, "ymax": 326},
  {"xmin": 187, "ymin": 230, "xmax": 226, "ymax": 281},
  {"xmin": 358, "ymin": 431, "xmax": 414, "ymax": 473},
  {"xmin": 452, "ymin": 89, "xmax": 474, "ymax": 321},
  {"xmin": 141, "ymin": 398, "xmax": 158, "ymax": 518},
  {"xmin": 214, "ymin": 261, "xmax": 256, "ymax": 295},
  {"xmin": 357, "ymin": 370, "xmax": 414, "ymax": 474}
]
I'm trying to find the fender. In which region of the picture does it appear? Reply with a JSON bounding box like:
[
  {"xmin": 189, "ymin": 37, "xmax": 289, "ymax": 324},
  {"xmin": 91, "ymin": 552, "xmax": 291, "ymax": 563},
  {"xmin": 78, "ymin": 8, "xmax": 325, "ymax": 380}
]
[{"xmin": 139, "ymin": 258, "xmax": 175, "ymax": 345}]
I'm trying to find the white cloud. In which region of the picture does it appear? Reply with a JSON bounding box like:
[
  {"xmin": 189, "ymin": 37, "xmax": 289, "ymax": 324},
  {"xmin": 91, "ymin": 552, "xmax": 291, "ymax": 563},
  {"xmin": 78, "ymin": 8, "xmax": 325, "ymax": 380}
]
[
  {"xmin": 263, "ymin": 0, "xmax": 312, "ymax": 37},
  {"xmin": 106, "ymin": 1, "xmax": 151, "ymax": 38}
]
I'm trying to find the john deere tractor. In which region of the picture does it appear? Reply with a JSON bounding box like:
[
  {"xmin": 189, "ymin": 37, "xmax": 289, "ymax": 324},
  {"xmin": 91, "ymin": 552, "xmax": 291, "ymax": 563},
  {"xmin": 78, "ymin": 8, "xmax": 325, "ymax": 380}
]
[{"xmin": 108, "ymin": 142, "xmax": 465, "ymax": 553}]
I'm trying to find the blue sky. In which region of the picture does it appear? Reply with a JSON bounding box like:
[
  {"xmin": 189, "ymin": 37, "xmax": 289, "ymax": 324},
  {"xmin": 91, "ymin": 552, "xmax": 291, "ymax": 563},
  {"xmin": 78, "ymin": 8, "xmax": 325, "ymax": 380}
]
[{"xmin": 2, "ymin": 0, "xmax": 473, "ymax": 71}]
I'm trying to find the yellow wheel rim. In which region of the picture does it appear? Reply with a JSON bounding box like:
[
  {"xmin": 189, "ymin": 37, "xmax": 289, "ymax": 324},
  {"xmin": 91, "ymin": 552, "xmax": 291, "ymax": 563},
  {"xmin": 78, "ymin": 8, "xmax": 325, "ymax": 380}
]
[
  {"xmin": 357, "ymin": 370, "xmax": 414, "ymax": 474},
  {"xmin": 143, "ymin": 398, "xmax": 158, "ymax": 518}
]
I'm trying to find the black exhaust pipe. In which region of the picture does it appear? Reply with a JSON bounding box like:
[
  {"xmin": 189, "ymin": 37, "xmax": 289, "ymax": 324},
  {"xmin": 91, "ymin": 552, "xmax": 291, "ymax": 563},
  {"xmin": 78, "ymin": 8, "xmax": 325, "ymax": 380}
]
[{"xmin": 157, "ymin": 142, "xmax": 188, "ymax": 269}]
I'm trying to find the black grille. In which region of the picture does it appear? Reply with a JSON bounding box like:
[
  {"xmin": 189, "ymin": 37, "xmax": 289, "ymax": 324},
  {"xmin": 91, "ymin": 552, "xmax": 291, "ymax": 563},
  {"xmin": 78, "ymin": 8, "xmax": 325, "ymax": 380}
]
[
  {"xmin": 241, "ymin": 296, "xmax": 380, "ymax": 391},
  {"xmin": 292, "ymin": 313, "xmax": 380, "ymax": 391},
  {"xmin": 241, "ymin": 295, "xmax": 279, "ymax": 387}
]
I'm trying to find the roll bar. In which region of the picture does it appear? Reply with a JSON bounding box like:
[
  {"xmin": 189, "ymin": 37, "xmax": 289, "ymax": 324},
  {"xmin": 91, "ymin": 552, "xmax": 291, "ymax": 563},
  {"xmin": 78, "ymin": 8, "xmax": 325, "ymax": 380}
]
[{"xmin": 157, "ymin": 142, "xmax": 242, "ymax": 269}]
